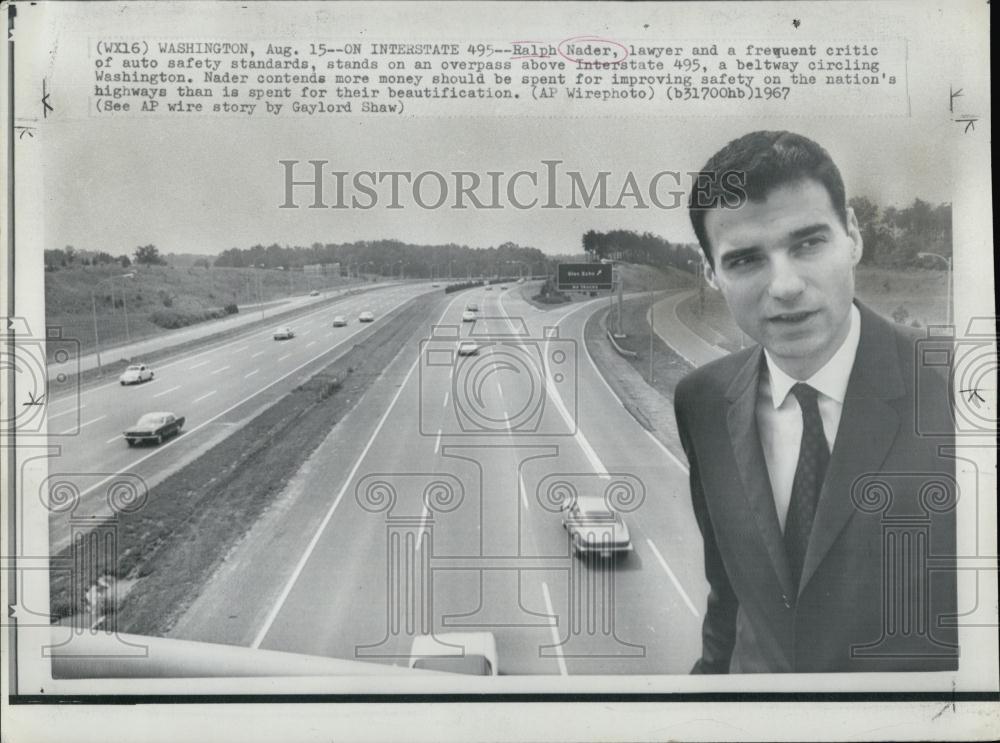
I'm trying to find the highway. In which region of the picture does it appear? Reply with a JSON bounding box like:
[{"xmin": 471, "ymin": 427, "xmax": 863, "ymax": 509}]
[
  {"xmin": 43, "ymin": 282, "xmax": 438, "ymax": 554},
  {"xmin": 170, "ymin": 283, "xmax": 707, "ymax": 675}
]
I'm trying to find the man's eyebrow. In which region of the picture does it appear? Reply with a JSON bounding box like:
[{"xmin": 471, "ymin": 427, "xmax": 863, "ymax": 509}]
[{"xmin": 788, "ymin": 223, "xmax": 832, "ymax": 240}]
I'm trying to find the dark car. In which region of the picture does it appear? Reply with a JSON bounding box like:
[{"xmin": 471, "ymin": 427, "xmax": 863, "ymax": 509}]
[{"xmin": 124, "ymin": 411, "xmax": 185, "ymax": 446}]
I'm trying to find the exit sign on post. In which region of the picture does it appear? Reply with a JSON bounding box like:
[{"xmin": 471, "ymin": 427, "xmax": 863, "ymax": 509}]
[{"xmin": 556, "ymin": 263, "xmax": 613, "ymax": 291}]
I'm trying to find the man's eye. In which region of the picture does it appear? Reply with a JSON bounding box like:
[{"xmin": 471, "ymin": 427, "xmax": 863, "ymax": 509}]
[
  {"xmin": 729, "ymin": 254, "xmax": 761, "ymax": 269},
  {"xmin": 796, "ymin": 237, "xmax": 826, "ymax": 251}
]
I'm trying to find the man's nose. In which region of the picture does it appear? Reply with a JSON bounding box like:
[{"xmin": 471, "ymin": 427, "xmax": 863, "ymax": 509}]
[{"xmin": 767, "ymin": 255, "xmax": 806, "ymax": 301}]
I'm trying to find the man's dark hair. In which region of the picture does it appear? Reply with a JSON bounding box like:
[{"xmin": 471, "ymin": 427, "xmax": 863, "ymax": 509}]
[{"xmin": 688, "ymin": 131, "xmax": 848, "ymax": 268}]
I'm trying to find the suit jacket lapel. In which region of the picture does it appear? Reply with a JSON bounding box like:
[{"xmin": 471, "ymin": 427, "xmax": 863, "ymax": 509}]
[
  {"xmin": 725, "ymin": 348, "xmax": 796, "ymax": 599},
  {"xmin": 798, "ymin": 303, "xmax": 904, "ymax": 595}
]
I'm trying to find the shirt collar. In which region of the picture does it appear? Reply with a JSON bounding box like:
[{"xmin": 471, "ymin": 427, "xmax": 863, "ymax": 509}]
[{"xmin": 764, "ymin": 304, "xmax": 861, "ymax": 408}]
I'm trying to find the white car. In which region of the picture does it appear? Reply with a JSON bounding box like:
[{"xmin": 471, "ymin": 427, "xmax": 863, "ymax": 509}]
[
  {"xmin": 485, "ymin": 285, "xmax": 493, "ymax": 291},
  {"xmin": 119, "ymin": 364, "xmax": 154, "ymax": 385},
  {"xmin": 358, "ymin": 311, "xmax": 375, "ymax": 323},
  {"xmin": 332, "ymin": 315, "xmax": 348, "ymax": 327},
  {"xmin": 408, "ymin": 632, "xmax": 498, "ymax": 676},
  {"xmin": 562, "ymin": 495, "xmax": 633, "ymax": 558},
  {"xmin": 457, "ymin": 340, "xmax": 479, "ymax": 356},
  {"xmin": 461, "ymin": 310, "xmax": 476, "ymax": 323},
  {"xmin": 273, "ymin": 326, "xmax": 295, "ymax": 340},
  {"xmin": 309, "ymin": 289, "xmax": 320, "ymax": 296}
]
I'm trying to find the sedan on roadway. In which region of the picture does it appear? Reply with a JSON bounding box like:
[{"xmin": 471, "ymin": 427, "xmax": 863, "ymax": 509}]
[
  {"xmin": 408, "ymin": 632, "xmax": 499, "ymax": 676},
  {"xmin": 457, "ymin": 340, "xmax": 479, "ymax": 356},
  {"xmin": 466, "ymin": 303, "xmax": 479, "ymax": 312},
  {"xmin": 562, "ymin": 495, "xmax": 633, "ymax": 559},
  {"xmin": 332, "ymin": 315, "xmax": 348, "ymax": 327},
  {"xmin": 123, "ymin": 412, "xmax": 185, "ymax": 446},
  {"xmin": 119, "ymin": 363, "xmax": 154, "ymax": 385},
  {"xmin": 461, "ymin": 310, "xmax": 476, "ymax": 323},
  {"xmin": 358, "ymin": 311, "xmax": 375, "ymax": 323},
  {"xmin": 273, "ymin": 326, "xmax": 295, "ymax": 340}
]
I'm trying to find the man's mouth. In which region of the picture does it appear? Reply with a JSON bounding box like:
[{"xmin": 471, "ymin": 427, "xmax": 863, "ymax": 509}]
[{"xmin": 769, "ymin": 310, "xmax": 818, "ymax": 324}]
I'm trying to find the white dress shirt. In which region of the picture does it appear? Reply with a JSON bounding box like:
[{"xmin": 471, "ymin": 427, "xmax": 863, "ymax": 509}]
[{"xmin": 757, "ymin": 305, "xmax": 861, "ymax": 532}]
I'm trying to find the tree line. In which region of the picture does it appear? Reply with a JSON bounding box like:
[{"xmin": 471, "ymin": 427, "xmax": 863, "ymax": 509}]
[{"xmin": 212, "ymin": 239, "xmax": 551, "ymax": 278}]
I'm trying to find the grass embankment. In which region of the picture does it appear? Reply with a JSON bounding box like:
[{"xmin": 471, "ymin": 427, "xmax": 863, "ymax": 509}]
[{"xmin": 45, "ymin": 264, "xmax": 367, "ymax": 358}]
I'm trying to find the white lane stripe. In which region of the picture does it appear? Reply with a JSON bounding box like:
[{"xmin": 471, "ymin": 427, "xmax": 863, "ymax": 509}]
[
  {"xmin": 189, "ymin": 361, "xmax": 210, "ymax": 370},
  {"xmin": 210, "ymin": 366, "xmax": 230, "ymax": 375},
  {"xmin": 233, "ymin": 346, "xmax": 249, "ymax": 353},
  {"xmin": 415, "ymin": 504, "xmax": 430, "ymax": 554},
  {"xmin": 306, "ymin": 341, "xmax": 317, "ymax": 348},
  {"xmin": 251, "ymin": 351, "xmax": 265, "ymax": 358},
  {"xmin": 442, "ymin": 391, "xmax": 449, "ymax": 408},
  {"xmin": 541, "ymin": 582, "xmax": 568, "ymax": 676},
  {"xmin": 105, "ymin": 434, "xmax": 122, "ymax": 444},
  {"xmin": 646, "ymin": 538, "xmax": 700, "ymax": 618},
  {"xmin": 251, "ymin": 290, "xmax": 471, "ymax": 649},
  {"xmin": 60, "ymin": 414, "xmax": 106, "ymax": 435},
  {"xmin": 48, "ymin": 403, "xmax": 86, "ymax": 420},
  {"xmin": 153, "ymin": 385, "xmax": 181, "ymax": 398},
  {"xmin": 244, "ymin": 369, "xmax": 259, "ymax": 379},
  {"xmin": 193, "ymin": 390, "xmax": 217, "ymax": 404},
  {"xmin": 519, "ymin": 471, "xmax": 529, "ymax": 511},
  {"xmin": 434, "ymin": 429, "xmax": 442, "ymax": 454},
  {"xmin": 278, "ymin": 354, "xmax": 291, "ymax": 362}
]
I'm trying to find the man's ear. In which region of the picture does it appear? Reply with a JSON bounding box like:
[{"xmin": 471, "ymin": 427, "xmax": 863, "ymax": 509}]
[{"xmin": 845, "ymin": 206, "xmax": 864, "ymax": 266}]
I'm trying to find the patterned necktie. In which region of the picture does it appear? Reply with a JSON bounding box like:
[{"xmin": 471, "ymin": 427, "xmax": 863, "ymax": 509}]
[{"xmin": 784, "ymin": 382, "xmax": 831, "ymax": 591}]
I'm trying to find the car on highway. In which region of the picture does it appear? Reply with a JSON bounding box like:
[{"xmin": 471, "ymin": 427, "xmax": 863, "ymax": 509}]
[
  {"xmin": 408, "ymin": 632, "xmax": 498, "ymax": 676},
  {"xmin": 562, "ymin": 495, "xmax": 633, "ymax": 559},
  {"xmin": 309, "ymin": 290, "xmax": 320, "ymax": 296},
  {"xmin": 119, "ymin": 363, "xmax": 154, "ymax": 385},
  {"xmin": 457, "ymin": 340, "xmax": 479, "ymax": 356},
  {"xmin": 358, "ymin": 311, "xmax": 375, "ymax": 323},
  {"xmin": 485, "ymin": 285, "xmax": 493, "ymax": 291},
  {"xmin": 517, "ymin": 277, "xmax": 525, "ymax": 284},
  {"xmin": 332, "ymin": 315, "xmax": 348, "ymax": 327},
  {"xmin": 461, "ymin": 310, "xmax": 476, "ymax": 323},
  {"xmin": 273, "ymin": 326, "xmax": 295, "ymax": 340},
  {"xmin": 432, "ymin": 283, "xmax": 440, "ymax": 288},
  {"xmin": 123, "ymin": 411, "xmax": 185, "ymax": 446},
  {"xmin": 466, "ymin": 303, "xmax": 479, "ymax": 312}
]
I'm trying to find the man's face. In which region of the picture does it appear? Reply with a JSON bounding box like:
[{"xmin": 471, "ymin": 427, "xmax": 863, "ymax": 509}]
[{"xmin": 703, "ymin": 178, "xmax": 863, "ymax": 379}]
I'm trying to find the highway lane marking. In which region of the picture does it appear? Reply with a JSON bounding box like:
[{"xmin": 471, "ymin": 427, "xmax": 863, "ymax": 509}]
[
  {"xmin": 278, "ymin": 353, "xmax": 291, "ymax": 362},
  {"xmin": 541, "ymin": 582, "xmax": 568, "ymax": 675},
  {"xmin": 47, "ymin": 403, "xmax": 86, "ymax": 420},
  {"xmin": 442, "ymin": 391, "xmax": 449, "ymax": 408},
  {"xmin": 306, "ymin": 341, "xmax": 317, "ymax": 348},
  {"xmin": 251, "ymin": 290, "xmax": 472, "ymax": 649},
  {"xmin": 189, "ymin": 361, "xmax": 210, "ymax": 370},
  {"xmin": 519, "ymin": 472, "xmax": 529, "ymax": 511},
  {"xmin": 244, "ymin": 369, "xmax": 259, "ymax": 379},
  {"xmin": 299, "ymin": 330, "xmax": 311, "ymax": 337},
  {"xmin": 645, "ymin": 538, "xmax": 700, "ymax": 618},
  {"xmin": 434, "ymin": 429, "xmax": 442, "ymax": 454},
  {"xmin": 233, "ymin": 346, "xmax": 249, "ymax": 353},
  {"xmin": 210, "ymin": 365, "xmax": 231, "ymax": 375},
  {"xmin": 105, "ymin": 434, "xmax": 122, "ymax": 444},
  {"xmin": 60, "ymin": 414, "xmax": 106, "ymax": 435},
  {"xmin": 153, "ymin": 385, "xmax": 181, "ymax": 398},
  {"xmin": 251, "ymin": 350, "xmax": 266, "ymax": 358},
  {"xmin": 499, "ymin": 298, "xmax": 611, "ymax": 479},
  {"xmin": 193, "ymin": 390, "xmax": 217, "ymax": 403},
  {"xmin": 415, "ymin": 504, "xmax": 430, "ymax": 553}
]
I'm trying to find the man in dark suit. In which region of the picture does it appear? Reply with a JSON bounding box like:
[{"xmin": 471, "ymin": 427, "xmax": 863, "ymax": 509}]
[{"xmin": 676, "ymin": 131, "xmax": 958, "ymax": 673}]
